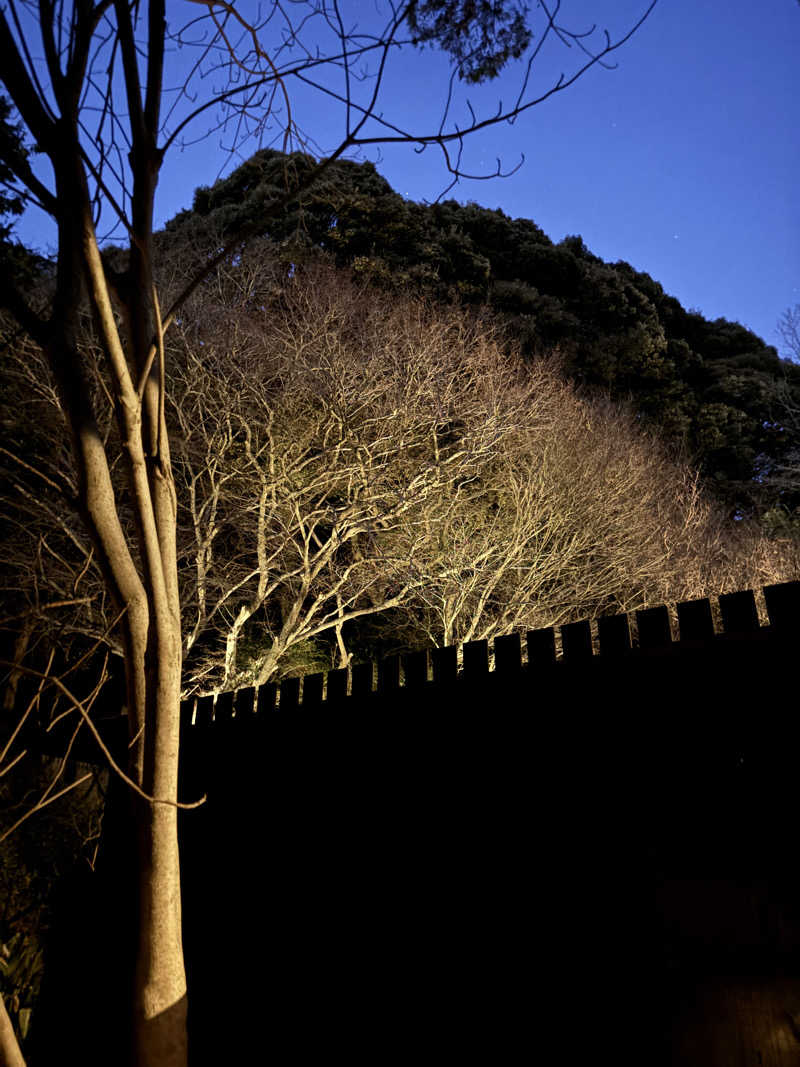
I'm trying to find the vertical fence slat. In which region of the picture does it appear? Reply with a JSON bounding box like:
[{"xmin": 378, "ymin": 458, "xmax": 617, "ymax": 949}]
[
  {"xmin": 326, "ymin": 667, "xmax": 348, "ymax": 704},
  {"xmin": 214, "ymin": 689, "xmax": 234, "ymax": 724},
  {"xmin": 527, "ymin": 627, "xmax": 556, "ymax": 668},
  {"xmin": 561, "ymin": 620, "xmax": 592, "ymax": 661},
  {"xmin": 403, "ymin": 649, "xmax": 429, "ymax": 689},
  {"xmin": 597, "ymin": 613, "xmax": 631, "ymax": 657},
  {"xmin": 494, "ymin": 632, "xmax": 522, "ymax": 675},
  {"xmin": 231, "ymin": 687, "xmax": 252, "ymax": 718},
  {"xmin": 256, "ymin": 682, "xmax": 277, "ymax": 716},
  {"xmin": 763, "ymin": 580, "xmax": 800, "ymax": 629},
  {"xmin": 351, "ymin": 662, "xmax": 374, "ymax": 699},
  {"xmin": 719, "ymin": 589, "xmax": 760, "ymax": 634},
  {"xmin": 279, "ymin": 676, "xmax": 300, "ymax": 711},
  {"xmin": 431, "ymin": 645, "xmax": 457, "ymax": 685},
  {"xmin": 195, "ymin": 694, "xmax": 214, "ymax": 728},
  {"xmin": 676, "ymin": 598, "xmax": 715, "ymax": 642},
  {"xmin": 462, "ymin": 639, "xmax": 489, "ymax": 678},
  {"xmin": 636, "ymin": 605, "xmax": 672, "ymax": 650},
  {"xmin": 237, "ymin": 686, "xmax": 257, "ymax": 718},
  {"xmin": 377, "ymin": 655, "xmax": 401, "ymax": 692},
  {"xmin": 302, "ymin": 672, "xmax": 324, "ymax": 708},
  {"xmin": 180, "ymin": 699, "xmax": 194, "ymax": 733}
]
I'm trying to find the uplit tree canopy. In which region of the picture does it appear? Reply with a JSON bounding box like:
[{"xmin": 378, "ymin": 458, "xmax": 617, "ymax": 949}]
[
  {"xmin": 166, "ymin": 146, "xmax": 800, "ymax": 523},
  {"xmin": 0, "ymin": 3, "xmax": 660, "ymax": 1065}
]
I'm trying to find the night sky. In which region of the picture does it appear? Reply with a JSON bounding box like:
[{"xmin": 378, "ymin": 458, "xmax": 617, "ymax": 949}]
[{"xmin": 10, "ymin": 0, "xmax": 800, "ymax": 353}]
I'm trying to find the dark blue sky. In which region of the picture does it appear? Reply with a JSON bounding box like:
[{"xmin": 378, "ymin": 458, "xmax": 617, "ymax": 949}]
[{"xmin": 11, "ymin": 0, "xmax": 800, "ymax": 353}]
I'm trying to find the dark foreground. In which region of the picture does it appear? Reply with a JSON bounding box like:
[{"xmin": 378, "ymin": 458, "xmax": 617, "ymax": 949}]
[{"xmin": 28, "ymin": 629, "xmax": 800, "ymax": 1064}]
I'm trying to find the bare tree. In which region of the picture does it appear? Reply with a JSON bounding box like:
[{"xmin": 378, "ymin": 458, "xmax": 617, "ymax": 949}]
[
  {"xmin": 753, "ymin": 355, "xmax": 800, "ymax": 534},
  {"xmin": 742, "ymin": 306, "xmax": 800, "ymax": 530},
  {"xmin": 0, "ymin": 306, "xmax": 113, "ymax": 665},
  {"xmin": 0, "ymin": 1, "xmax": 659, "ymax": 1062},
  {"xmin": 777, "ymin": 302, "xmax": 800, "ymax": 364},
  {"xmin": 369, "ymin": 363, "xmax": 800, "ymax": 653},
  {"xmin": 7, "ymin": 246, "xmax": 796, "ymax": 696},
  {"xmin": 2, "ymin": 253, "xmax": 548, "ymax": 692},
  {"xmin": 168, "ymin": 254, "xmax": 528, "ymax": 692}
]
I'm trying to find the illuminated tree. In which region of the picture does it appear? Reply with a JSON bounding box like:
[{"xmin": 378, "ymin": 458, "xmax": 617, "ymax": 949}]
[{"xmin": 0, "ymin": 2, "xmax": 657, "ymax": 1062}]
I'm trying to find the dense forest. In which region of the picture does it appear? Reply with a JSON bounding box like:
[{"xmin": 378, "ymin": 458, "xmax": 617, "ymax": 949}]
[{"xmin": 164, "ymin": 148, "xmax": 800, "ymax": 533}]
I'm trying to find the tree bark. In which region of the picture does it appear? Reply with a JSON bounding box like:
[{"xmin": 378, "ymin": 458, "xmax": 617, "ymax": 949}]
[
  {"xmin": 40, "ymin": 141, "xmax": 189, "ymax": 1062},
  {"xmin": 0, "ymin": 993, "xmax": 26, "ymax": 1067},
  {"xmin": 132, "ymin": 685, "xmax": 187, "ymax": 1066}
]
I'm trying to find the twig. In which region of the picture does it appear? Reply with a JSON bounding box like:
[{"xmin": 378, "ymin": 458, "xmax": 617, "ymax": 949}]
[{"xmin": 0, "ymin": 661, "xmax": 206, "ymax": 815}]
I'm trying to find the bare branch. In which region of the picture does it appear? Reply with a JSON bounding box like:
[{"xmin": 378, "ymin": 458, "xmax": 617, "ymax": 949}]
[{"xmin": 0, "ymin": 661, "xmax": 206, "ymax": 814}]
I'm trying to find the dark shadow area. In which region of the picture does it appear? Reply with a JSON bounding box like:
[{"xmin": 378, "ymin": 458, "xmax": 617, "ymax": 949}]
[
  {"xmin": 25, "ymin": 605, "xmax": 800, "ymax": 1065},
  {"xmin": 179, "ymin": 731, "xmax": 667, "ymax": 1063},
  {"xmin": 176, "ymin": 627, "xmax": 800, "ymax": 1066},
  {"xmin": 25, "ymin": 765, "xmax": 138, "ymax": 1066}
]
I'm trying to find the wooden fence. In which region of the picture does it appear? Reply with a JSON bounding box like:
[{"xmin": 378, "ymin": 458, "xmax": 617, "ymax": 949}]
[
  {"xmin": 183, "ymin": 576, "xmax": 800, "ymax": 719},
  {"xmin": 21, "ymin": 578, "xmax": 800, "ymax": 1066},
  {"xmin": 24, "ymin": 576, "xmax": 800, "ymax": 755}
]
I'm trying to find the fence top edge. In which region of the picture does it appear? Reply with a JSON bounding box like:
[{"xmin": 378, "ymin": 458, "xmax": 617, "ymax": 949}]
[{"xmin": 177, "ymin": 578, "xmax": 800, "ymax": 722}]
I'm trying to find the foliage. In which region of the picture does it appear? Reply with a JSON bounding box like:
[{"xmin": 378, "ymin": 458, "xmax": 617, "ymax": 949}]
[
  {"xmin": 0, "ymin": 94, "xmax": 27, "ymax": 230},
  {"xmin": 407, "ymin": 1, "xmax": 532, "ymax": 83},
  {"xmin": 0, "ymin": 95, "xmax": 48, "ymax": 288},
  {"xmin": 172, "ymin": 150, "xmax": 800, "ymax": 525}
]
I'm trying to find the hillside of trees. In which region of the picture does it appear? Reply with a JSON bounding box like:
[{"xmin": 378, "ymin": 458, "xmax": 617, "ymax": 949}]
[
  {"xmin": 3, "ymin": 152, "xmax": 800, "ymax": 1062},
  {"xmin": 163, "ymin": 148, "xmax": 800, "ymax": 533},
  {"xmin": 4, "ymin": 145, "xmax": 800, "ymax": 697},
  {"xmin": 5, "ymin": 4, "xmax": 794, "ymax": 1062},
  {"xmin": 3, "ymin": 239, "xmax": 799, "ymax": 699}
]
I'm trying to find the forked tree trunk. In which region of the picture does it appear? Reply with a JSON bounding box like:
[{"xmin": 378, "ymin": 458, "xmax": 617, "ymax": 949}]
[
  {"xmin": 55, "ymin": 377, "xmax": 189, "ymax": 1064},
  {"xmin": 42, "ymin": 165, "xmax": 190, "ymax": 1059},
  {"xmin": 100, "ymin": 388, "xmax": 188, "ymax": 1066}
]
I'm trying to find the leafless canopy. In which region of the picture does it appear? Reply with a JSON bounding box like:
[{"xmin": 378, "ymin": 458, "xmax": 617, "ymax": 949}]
[
  {"xmin": 5, "ymin": 252, "xmax": 796, "ymax": 704},
  {"xmin": 0, "ymin": 3, "xmax": 660, "ymax": 1063},
  {"xmin": 0, "ymin": 0, "xmax": 662, "ymax": 809},
  {"xmin": 777, "ymin": 302, "xmax": 800, "ymax": 365}
]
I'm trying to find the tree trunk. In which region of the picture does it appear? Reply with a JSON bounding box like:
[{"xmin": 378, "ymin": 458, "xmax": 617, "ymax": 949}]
[
  {"xmin": 132, "ymin": 775, "xmax": 188, "ymax": 1065},
  {"xmin": 131, "ymin": 639, "xmax": 187, "ymax": 1066},
  {"xmin": 43, "ymin": 261, "xmax": 189, "ymax": 1063},
  {"xmin": 0, "ymin": 993, "xmax": 26, "ymax": 1067},
  {"xmin": 67, "ymin": 152, "xmax": 189, "ymax": 1062}
]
